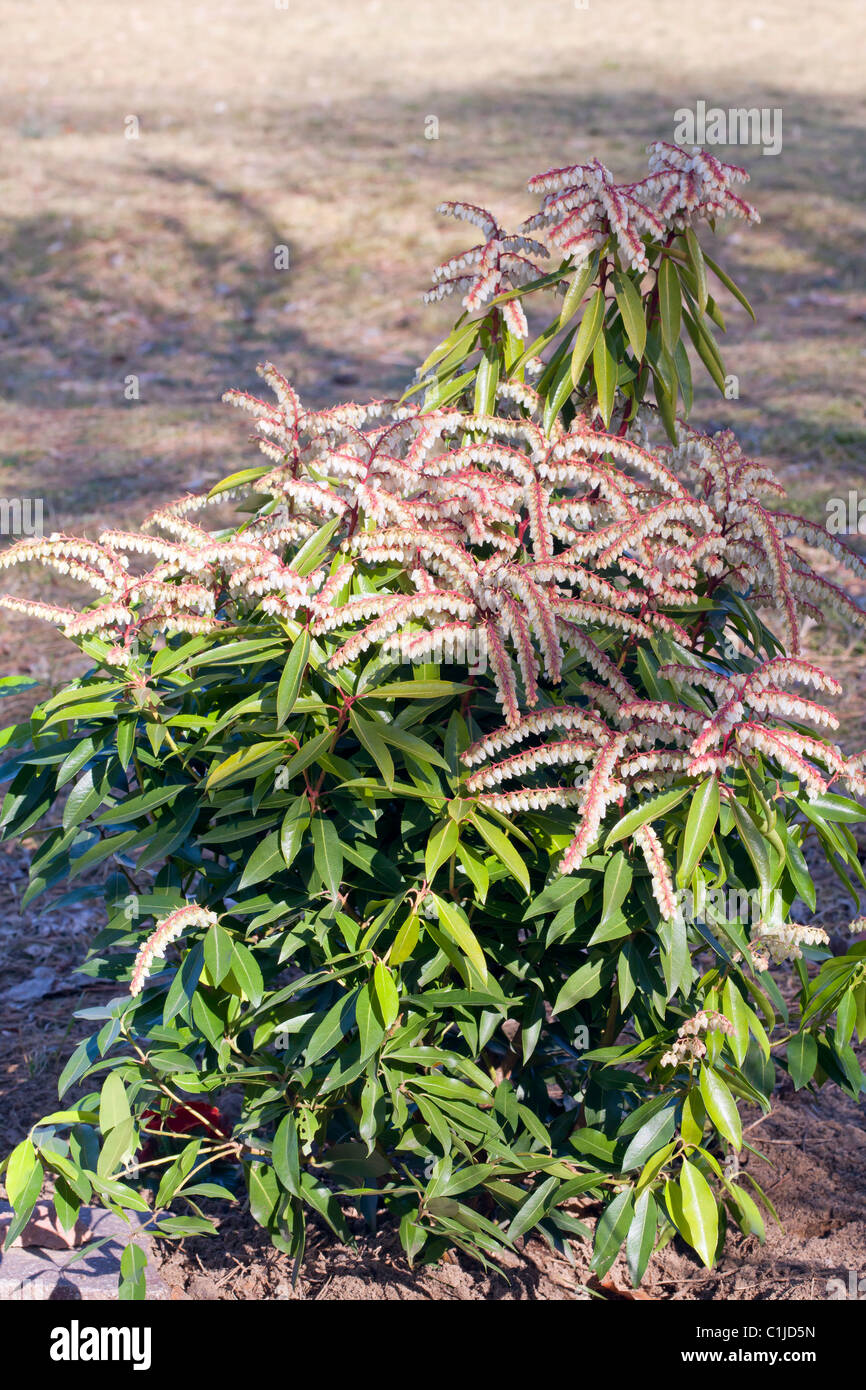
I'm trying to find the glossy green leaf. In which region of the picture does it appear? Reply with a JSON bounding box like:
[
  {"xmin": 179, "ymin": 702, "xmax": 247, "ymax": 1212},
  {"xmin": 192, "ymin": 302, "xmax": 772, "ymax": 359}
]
[
  {"xmin": 570, "ymin": 288, "xmax": 606, "ymax": 386},
  {"xmin": 678, "ymin": 1158, "xmax": 719, "ymax": 1267},
  {"xmin": 276, "ymin": 631, "xmax": 310, "ymax": 728},
  {"xmin": 677, "ymin": 776, "xmax": 720, "ymax": 887},
  {"xmin": 699, "ymin": 1064, "xmax": 742, "ymax": 1150},
  {"xmin": 613, "ymin": 271, "xmax": 646, "ymax": 359}
]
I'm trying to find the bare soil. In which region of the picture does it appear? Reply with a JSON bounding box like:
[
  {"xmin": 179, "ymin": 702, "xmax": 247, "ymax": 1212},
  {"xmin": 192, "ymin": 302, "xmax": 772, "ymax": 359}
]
[{"xmin": 148, "ymin": 1080, "xmax": 866, "ymax": 1301}]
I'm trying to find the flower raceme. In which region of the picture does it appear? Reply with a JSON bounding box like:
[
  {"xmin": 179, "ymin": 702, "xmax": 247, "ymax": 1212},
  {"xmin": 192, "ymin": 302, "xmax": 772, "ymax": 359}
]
[
  {"xmin": 3, "ymin": 361, "xmax": 865, "ymax": 890},
  {"xmin": 429, "ymin": 145, "xmax": 758, "ymax": 312},
  {"xmin": 425, "ymin": 202, "xmax": 549, "ymax": 340},
  {"xmin": 129, "ymin": 904, "xmax": 218, "ymax": 996}
]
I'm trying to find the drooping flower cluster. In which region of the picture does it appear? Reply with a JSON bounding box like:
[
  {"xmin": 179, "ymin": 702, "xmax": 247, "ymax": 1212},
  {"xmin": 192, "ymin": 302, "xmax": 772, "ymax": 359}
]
[
  {"xmin": 130, "ymin": 903, "xmax": 219, "ymax": 996},
  {"xmin": 424, "ymin": 202, "xmax": 549, "ymax": 338},
  {"xmin": 523, "ymin": 144, "xmax": 758, "ymax": 271},
  {"xmin": 4, "ymin": 356, "xmax": 866, "ymax": 891}
]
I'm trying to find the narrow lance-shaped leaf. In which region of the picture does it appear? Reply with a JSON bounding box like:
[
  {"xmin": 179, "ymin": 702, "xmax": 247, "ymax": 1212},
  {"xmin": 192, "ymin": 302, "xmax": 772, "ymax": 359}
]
[
  {"xmin": 658, "ymin": 257, "xmax": 682, "ymax": 355},
  {"xmin": 570, "ymin": 287, "xmax": 606, "ymax": 386},
  {"xmin": 612, "ymin": 271, "xmax": 646, "ymax": 360},
  {"xmin": 677, "ymin": 776, "xmax": 720, "ymax": 887},
  {"xmin": 276, "ymin": 630, "xmax": 310, "ymax": 728}
]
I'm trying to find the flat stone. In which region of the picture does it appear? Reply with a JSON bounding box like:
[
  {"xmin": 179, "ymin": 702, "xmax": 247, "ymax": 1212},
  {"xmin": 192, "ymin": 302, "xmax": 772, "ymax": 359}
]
[
  {"xmin": 0, "ymin": 1199, "xmax": 88, "ymax": 1249},
  {"xmin": 0, "ymin": 1203, "xmax": 171, "ymax": 1300}
]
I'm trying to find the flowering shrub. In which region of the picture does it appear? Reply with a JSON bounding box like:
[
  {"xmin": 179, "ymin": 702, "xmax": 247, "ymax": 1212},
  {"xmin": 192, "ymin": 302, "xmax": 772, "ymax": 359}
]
[{"xmin": 2, "ymin": 142, "xmax": 865, "ymax": 1297}]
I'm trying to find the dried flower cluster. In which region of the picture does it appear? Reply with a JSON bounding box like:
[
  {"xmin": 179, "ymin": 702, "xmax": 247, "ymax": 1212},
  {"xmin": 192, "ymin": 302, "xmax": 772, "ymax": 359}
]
[{"xmin": 660, "ymin": 1009, "xmax": 735, "ymax": 1067}]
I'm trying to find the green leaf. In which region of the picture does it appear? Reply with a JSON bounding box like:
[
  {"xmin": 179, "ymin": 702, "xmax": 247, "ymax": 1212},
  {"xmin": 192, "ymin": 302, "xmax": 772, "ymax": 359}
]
[
  {"xmin": 542, "ymin": 353, "xmax": 578, "ymax": 435},
  {"xmin": 507, "ymin": 1175, "xmax": 559, "ymax": 1241},
  {"xmin": 595, "ymin": 851, "xmax": 633, "ymax": 936},
  {"xmin": 230, "ymin": 942, "xmax": 264, "ymax": 1006},
  {"xmin": 558, "ymin": 254, "xmax": 599, "ymax": 329},
  {"xmin": 94, "ymin": 784, "xmax": 188, "ymax": 826},
  {"xmin": 99, "ymin": 1072, "xmax": 131, "ymax": 1134},
  {"xmin": 312, "ymin": 815, "xmax": 343, "ymax": 898},
  {"xmin": 206, "ymin": 741, "xmax": 286, "ymax": 791},
  {"xmin": 280, "ymin": 794, "xmax": 310, "ymax": 869},
  {"xmin": 683, "ymin": 229, "xmax": 708, "ymax": 313},
  {"xmin": 349, "ymin": 710, "xmax": 395, "ymax": 786},
  {"xmin": 203, "ymin": 922, "xmax": 233, "ymax": 986},
  {"xmin": 239, "ymin": 830, "xmax": 284, "ymax": 890},
  {"xmin": 680, "ymin": 1088, "xmax": 706, "ymax": 1147},
  {"xmin": 673, "ymin": 338, "xmax": 693, "ymax": 415},
  {"xmin": 246, "ymin": 1161, "xmax": 281, "ymax": 1228},
  {"xmin": 362, "ymin": 680, "xmax": 470, "ymax": 701},
  {"xmin": 728, "ymin": 798, "xmax": 772, "ymax": 892},
  {"xmin": 677, "ymin": 776, "xmax": 720, "ymax": 887},
  {"xmin": 592, "ymin": 327, "xmax": 617, "ymax": 428},
  {"xmin": 425, "ymin": 819, "xmax": 459, "ymax": 882},
  {"xmin": 604, "ymin": 787, "xmax": 689, "ymax": 847},
  {"xmin": 797, "ymin": 792, "xmax": 866, "ymax": 824},
  {"xmin": 304, "ymin": 989, "xmax": 359, "ymax": 1066},
  {"xmin": 590, "ymin": 1188, "xmax": 634, "ymax": 1277},
  {"xmin": 699, "ymin": 1064, "xmax": 742, "ymax": 1150},
  {"xmin": 722, "ymin": 979, "xmax": 750, "ymax": 1067},
  {"xmin": 552, "ymin": 957, "xmax": 605, "ymax": 1015},
  {"xmin": 97, "ymin": 1117, "xmax": 137, "ymax": 1179},
  {"xmin": 416, "ymin": 318, "xmax": 481, "ymax": 380},
  {"xmin": 570, "ymin": 288, "xmax": 606, "ymax": 386},
  {"xmin": 786, "ymin": 1032, "xmax": 818, "ymax": 1090},
  {"xmin": 155, "ymin": 1139, "xmax": 201, "ymax": 1207},
  {"xmin": 118, "ymin": 1240, "xmax": 148, "ymax": 1300},
  {"xmin": 377, "ymin": 723, "xmax": 449, "ymax": 772},
  {"xmin": 612, "ymin": 271, "xmax": 646, "ymax": 360},
  {"xmin": 163, "ymin": 941, "xmax": 204, "ymax": 1024},
  {"xmin": 725, "ymin": 1182, "xmax": 765, "ymax": 1242},
  {"xmin": 470, "ymin": 814, "xmax": 530, "ymax": 893},
  {"xmin": 658, "ymin": 257, "xmax": 682, "ymax": 355},
  {"xmin": 6, "ymin": 1139, "xmax": 41, "ymax": 1210},
  {"xmin": 621, "ymin": 1105, "xmax": 676, "ymax": 1170},
  {"xmin": 389, "ymin": 912, "xmax": 420, "ymax": 966},
  {"xmin": 206, "ymin": 466, "xmax": 271, "ymax": 500},
  {"xmin": 292, "ymin": 515, "xmax": 343, "ymax": 577},
  {"xmin": 678, "ymin": 1158, "xmax": 719, "ymax": 1267},
  {"xmin": 702, "ymin": 251, "xmax": 756, "ymax": 321},
  {"xmin": 276, "ymin": 630, "xmax": 310, "ymax": 728},
  {"xmin": 53, "ymin": 1177, "xmax": 81, "ymax": 1234},
  {"xmin": 473, "ymin": 348, "xmax": 500, "ymax": 416},
  {"xmin": 455, "ymin": 841, "xmax": 489, "ymax": 905},
  {"xmin": 626, "ymin": 1189, "xmax": 657, "ymax": 1286},
  {"xmin": 432, "ymin": 894, "xmax": 488, "ymax": 984},
  {"xmin": 356, "ymin": 982, "xmax": 386, "ymax": 1059},
  {"xmin": 273, "ymin": 1113, "xmax": 301, "ymax": 1198},
  {"xmin": 658, "ymin": 914, "xmax": 690, "ymax": 1000},
  {"xmin": 373, "ymin": 962, "xmax": 400, "ymax": 1029},
  {"xmin": 683, "ymin": 308, "xmax": 727, "ymax": 393}
]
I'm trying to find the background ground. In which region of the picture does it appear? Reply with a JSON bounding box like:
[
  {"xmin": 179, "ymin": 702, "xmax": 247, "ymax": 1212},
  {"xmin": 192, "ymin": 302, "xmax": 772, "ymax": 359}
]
[{"xmin": 1, "ymin": 0, "xmax": 864, "ymax": 1300}]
